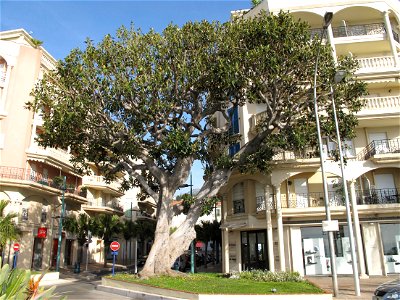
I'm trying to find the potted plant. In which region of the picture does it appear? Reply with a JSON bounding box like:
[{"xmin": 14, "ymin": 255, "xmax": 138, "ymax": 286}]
[
  {"xmin": 51, "ymin": 176, "xmax": 64, "ymax": 189},
  {"xmin": 79, "ymin": 186, "xmax": 87, "ymax": 197}
]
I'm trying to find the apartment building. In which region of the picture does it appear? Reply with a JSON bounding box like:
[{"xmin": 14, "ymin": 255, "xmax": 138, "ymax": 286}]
[
  {"xmin": 0, "ymin": 29, "xmax": 129, "ymax": 269},
  {"xmin": 220, "ymin": 0, "xmax": 400, "ymax": 277}
]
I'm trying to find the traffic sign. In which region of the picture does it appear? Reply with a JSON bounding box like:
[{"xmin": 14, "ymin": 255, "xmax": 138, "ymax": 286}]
[
  {"xmin": 110, "ymin": 241, "xmax": 120, "ymax": 251},
  {"xmin": 13, "ymin": 243, "xmax": 20, "ymax": 252}
]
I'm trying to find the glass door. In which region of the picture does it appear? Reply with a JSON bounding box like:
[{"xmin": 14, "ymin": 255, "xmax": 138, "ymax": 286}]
[
  {"xmin": 241, "ymin": 230, "xmax": 268, "ymax": 270},
  {"xmin": 31, "ymin": 238, "xmax": 44, "ymax": 270}
]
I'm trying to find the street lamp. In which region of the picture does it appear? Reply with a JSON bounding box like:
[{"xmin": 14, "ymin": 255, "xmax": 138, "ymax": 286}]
[
  {"xmin": 313, "ymin": 11, "xmax": 338, "ymax": 297},
  {"xmin": 178, "ymin": 174, "xmax": 194, "ymax": 273},
  {"xmin": 56, "ymin": 176, "xmax": 66, "ymax": 272},
  {"xmin": 330, "ymin": 73, "xmax": 361, "ymax": 296}
]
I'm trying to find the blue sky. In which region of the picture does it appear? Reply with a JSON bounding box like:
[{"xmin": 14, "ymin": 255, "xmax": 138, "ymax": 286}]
[{"xmin": 1, "ymin": 0, "xmax": 250, "ymax": 190}]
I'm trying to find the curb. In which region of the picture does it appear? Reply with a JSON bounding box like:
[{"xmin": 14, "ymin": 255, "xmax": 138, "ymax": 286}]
[{"xmin": 97, "ymin": 285, "xmax": 186, "ymax": 300}]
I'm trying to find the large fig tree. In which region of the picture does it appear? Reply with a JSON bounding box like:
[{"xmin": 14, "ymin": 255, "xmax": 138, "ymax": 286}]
[{"xmin": 29, "ymin": 11, "xmax": 366, "ymax": 277}]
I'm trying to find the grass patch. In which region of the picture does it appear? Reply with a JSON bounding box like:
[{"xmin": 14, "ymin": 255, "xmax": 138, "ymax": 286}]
[{"xmin": 110, "ymin": 273, "xmax": 324, "ymax": 294}]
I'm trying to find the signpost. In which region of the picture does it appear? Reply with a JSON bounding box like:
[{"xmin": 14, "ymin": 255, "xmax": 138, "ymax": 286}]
[
  {"xmin": 110, "ymin": 241, "xmax": 120, "ymax": 276},
  {"xmin": 13, "ymin": 243, "xmax": 20, "ymax": 269}
]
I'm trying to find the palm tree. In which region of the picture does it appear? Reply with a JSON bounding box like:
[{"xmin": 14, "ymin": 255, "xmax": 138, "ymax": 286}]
[
  {"xmin": 122, "ymin": 220, "xmax": 137, "ymax": 264},
  {"xmin": 92, "ymin": 214, "xmax": 122, "ymax": 267},
  {"xmin": 0, "ymin": 200, "xmax": 21, "ymax": 265},
  {"xmin": 63, "ymin": 213, "xmax": 94, "ymax": 263}
]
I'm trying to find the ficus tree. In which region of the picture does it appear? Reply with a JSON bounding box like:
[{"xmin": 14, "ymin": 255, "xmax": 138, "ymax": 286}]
[{"xmin": 28, "ymin": 11, "xmax": 366, "ymax": 277}]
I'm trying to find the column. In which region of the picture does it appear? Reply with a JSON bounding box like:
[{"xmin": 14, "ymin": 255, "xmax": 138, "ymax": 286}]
[
  {"xmin": 349, "ymin": 180, "xmax": 368, "ymax": 278},
  {"xmin": 275, "ymin": 184, "xmax": 285, "ymax": 271},
  {"xmin": 222, "ymin": 228, "xmax": 230, "ymax": 273},
  {"xmin": 376, "ymin": 223, "xmax": 387, "ymax": 276},
  {"xmin": 383, "ymin": 11, "xmax": 400, "ymax": 66},
  {"xmin": 326, "ymin": 25, "xmax": 338, "ymax": 64},
  {"xmin": 264, "ymin": 184, "xmax": 275, "ymax": 272},
  {"xmin": 236, "ymin": 232, "xmax": 242, "ymax": 272}
]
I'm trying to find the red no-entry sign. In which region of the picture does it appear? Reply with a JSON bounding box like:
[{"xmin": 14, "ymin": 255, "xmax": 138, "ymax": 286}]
[
  {"xmin": 13, "ymin": 243, "xmax": 20, "ymax": 252},
  {"xmin": 110, "ymin": 241, "xmax": 120, "ymax": 252}
]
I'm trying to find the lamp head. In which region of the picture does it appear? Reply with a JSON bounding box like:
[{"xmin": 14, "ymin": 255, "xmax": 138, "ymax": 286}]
[
  {"xmin": 334, "ymin": 70, "xmax": 347, "ymax": 83},
  {"xmin": 323, "ymin": 12, "xmax": 333, "ymax": 29}
]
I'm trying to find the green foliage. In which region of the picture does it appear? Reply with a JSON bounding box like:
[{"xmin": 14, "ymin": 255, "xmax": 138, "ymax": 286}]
[
  {"xmin": 0, "ymin": 258, "xmax": 56, "ymax": 299},
  {"xmin": 237, "ymin": 270, "xmax": 304, "ymax": 282},
  {"xmin": 30, "ymin": 38, "xmax": 43, "ymax": 48},
  {"xmin": 0, "ymin": 200, "xmax": 20, "ymax": 249},
  {"xmin": 251, "ymin": 0, "xmax": 262, "ymax": 7}
]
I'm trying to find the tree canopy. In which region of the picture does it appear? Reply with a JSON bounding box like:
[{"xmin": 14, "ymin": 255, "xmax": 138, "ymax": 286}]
[{"xmin": 29, "ymin": 11, "xmax": 366, "ymax": 276}]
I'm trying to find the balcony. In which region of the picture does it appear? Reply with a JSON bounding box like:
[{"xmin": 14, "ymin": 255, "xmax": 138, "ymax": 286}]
[
  {"xmin": 0, "ymin": 166, "xmax": 86, "ymax": 204},
  {"xmin": 26, "ymin": 145, "xmax": 73, "ymax": 170},
  {"xmin": 280, "ymin": 191, "xmax": 344, "ymax": 208},
  {"xmin": 82, "ymin": 198, "xmax": 124, "ymax": 215},
  {"xmin": 362, "ymin": 96, "xmax": 400, "ymax": 111},
  {"xmin": 356, "ymin": 138, "xmax": 400, "ymax": 161},
  {"xmin": 82, "ymin": 175, "xmax": 123, "ymax": 196},
  {"xmin": 356, "ymin": 188, "xmax": 399, "ymax": 205},
  {"xmin": 332, "ymin": 23, "xmax": 386, "ymax": 38},
  {"xmin": 356, "ymin": 56, "xmax": 398, "ymax": 75}
]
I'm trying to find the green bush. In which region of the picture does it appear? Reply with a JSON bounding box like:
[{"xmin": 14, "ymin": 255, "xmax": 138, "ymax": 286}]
[{"xmin": 236, "ymin": 270, "xmax": 304, "ymax": 282}]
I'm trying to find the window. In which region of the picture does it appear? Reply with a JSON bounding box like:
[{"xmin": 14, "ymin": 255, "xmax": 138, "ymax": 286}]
[
  {"xmin": 233, "ymin": 183, "xmax": 245, "ymax": 214},
  {"xmin": 228, "ymin": 106, "xmax": 240, "ymax": 156},
  {"xmin": 21, "ymin": 208, "xmax": 28, "ymax": 221}
]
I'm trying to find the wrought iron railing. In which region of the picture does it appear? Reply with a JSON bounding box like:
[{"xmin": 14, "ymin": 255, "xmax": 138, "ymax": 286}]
[
  {"xmin": 393, "ymin": 30, "xmax": 400, "ymax": 43},
  {"xmin": 0, "ymin": 166, "xmax": 85, "ymax": 197},
  {"xmin": 356, "ymin": 139, "xmax": 400, "ymax": 161},
  {"xmin": 356, "ymin": 188, "xmax": 399, "ymax": 205},
  {"xmin": 280, "ymin": 191, "xmax": 344, "ymax": 208},
  {"xmin": 256, "ymin": 195, "xmax": 276, "ymax": 212},
  {"xmin": 332, "ymin": 23, "xmax": 386, "ymax": 38}
]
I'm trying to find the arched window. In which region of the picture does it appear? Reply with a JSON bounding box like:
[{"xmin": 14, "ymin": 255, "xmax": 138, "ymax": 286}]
[{"xmin": 232, "ymin": 182, "xmax": 245, "ymax": 214}]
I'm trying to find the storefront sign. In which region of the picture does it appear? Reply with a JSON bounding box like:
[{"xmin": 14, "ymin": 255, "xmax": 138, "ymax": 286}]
[
  {"xmin": 322, "ymin": 220, "xmax": 339, "ymax": 232},
  {"xmin": 37, "ymin": 227, "xmax": 47, "ymax": 238}
]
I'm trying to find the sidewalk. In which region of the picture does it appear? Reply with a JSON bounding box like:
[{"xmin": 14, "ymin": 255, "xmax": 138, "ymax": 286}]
[{"xmin": 306, "ymin": 275, "xmax": 399, "ymax": 300}]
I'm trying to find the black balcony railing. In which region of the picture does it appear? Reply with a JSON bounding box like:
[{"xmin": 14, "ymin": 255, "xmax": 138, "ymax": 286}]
[
  {"xmin": 393, "ymin": 30, "xmax": 400, "ymax": 43},
  {"xmin": 256, "ymin": 195, "xmax": 276, "ymax": 211},
  {"xmin": 356, "ymin": 188, "xmax": 399, "ymax": 205},
  {"xmin": 332, "ymin": 23, "xmax": 386, "ymax": 38},
  {"xmin": 356, "ymin": 139, "xmax": 400, "ymax": 161}
]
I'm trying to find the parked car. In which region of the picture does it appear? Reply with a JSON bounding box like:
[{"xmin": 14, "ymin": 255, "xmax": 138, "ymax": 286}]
[{"xmin": 373, "ymin": 279, "xmax": 400, "ymax": 300}]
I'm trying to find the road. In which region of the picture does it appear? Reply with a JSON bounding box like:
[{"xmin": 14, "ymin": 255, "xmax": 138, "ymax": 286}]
[{"xmin": 53, "ymin": 279, "xmax": 135, "ymax": 300}]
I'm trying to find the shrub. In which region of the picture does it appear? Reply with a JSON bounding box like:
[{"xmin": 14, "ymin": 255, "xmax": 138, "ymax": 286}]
[
  {"xmin": 0, "ymin": 257, "xmax": 56, "ymax": 299},
  {"xmin": 235, "ymin": 270, "xmax": 304, "ymax": 282}
]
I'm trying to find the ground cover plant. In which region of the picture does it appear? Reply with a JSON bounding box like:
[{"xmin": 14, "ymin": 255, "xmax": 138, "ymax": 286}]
[{"xmin": 109, "ymin": 272, "xmax": 324, "ymax": 294}]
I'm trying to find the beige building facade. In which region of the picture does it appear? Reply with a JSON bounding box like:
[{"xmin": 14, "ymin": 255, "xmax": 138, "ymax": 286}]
[
  {"xmin": 221, "ymin": 0, "xmax": 400, "ymax": 277},
  {"xmin": 0, "ymin": 29, "xmax": 133, "ymax": 269}
]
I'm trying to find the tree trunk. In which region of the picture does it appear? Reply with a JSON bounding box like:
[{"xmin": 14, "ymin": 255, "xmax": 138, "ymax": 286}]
[
  {"xmin": 140, "ymin": 205, "xmax": 196, "ymax": 277},
  {"xmin": 204, "ymin": 242, "xmax": 208, "ymax": 268}
]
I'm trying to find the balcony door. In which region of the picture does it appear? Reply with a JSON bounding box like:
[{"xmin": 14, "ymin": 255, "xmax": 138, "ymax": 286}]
[
  {"xmin": 369, "ymin": 132, "xmax": 388, "ymax": 154},
  {"xmin": 374, "ymin": 174, "xmax": 397, "ymax": 203},
  {"xmin": 294, "ymin": 178, "xmax": 308, "ymax": 208}
]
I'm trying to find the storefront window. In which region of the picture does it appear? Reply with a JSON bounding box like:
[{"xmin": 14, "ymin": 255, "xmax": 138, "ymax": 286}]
[
  {"xmin": 301, "ymin": 225, "xmax": 353, "ymax": 275},
  {"xmin": 380, "ymin": 223, "xmax": 400, "ymax": 273}
]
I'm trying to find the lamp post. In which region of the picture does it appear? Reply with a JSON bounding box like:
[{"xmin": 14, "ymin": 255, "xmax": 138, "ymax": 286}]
[
  {"xmin": 56, "ymin": 176, "xmax": 66, "ymax": 272},
  {"xmin": 178, "ymin": 174, "xmax": 194, "ymax": 273},
  {"xmin": 313, "ymin": 12, "xmax": 339, "ymax": 297},
  {"xmin": 330, "ymin": 74, "xmax": 361, "ymax": 295}
]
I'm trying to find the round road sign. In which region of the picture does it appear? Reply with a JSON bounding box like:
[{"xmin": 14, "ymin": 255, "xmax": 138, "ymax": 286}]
[
  {"xmin": 110, "ymin": 241, "xmax": 120, "ymax": 251},
  {"xmin": 13, "ymin": 243, "xmax": 20, "ymax": 252}
]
